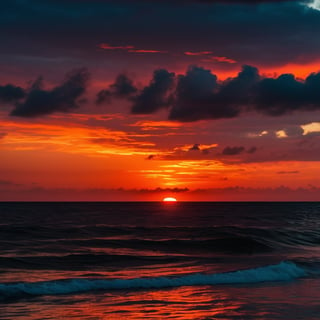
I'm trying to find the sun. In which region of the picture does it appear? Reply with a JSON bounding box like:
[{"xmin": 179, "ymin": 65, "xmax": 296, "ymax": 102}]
[{"xmin": 163, "ymin": 197, "xmax": 177, "ymax": 202}]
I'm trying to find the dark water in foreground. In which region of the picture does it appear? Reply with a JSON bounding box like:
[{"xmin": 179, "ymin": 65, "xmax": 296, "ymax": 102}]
[{"xmin": 1, "ymin": 202, "xmax": 320, "ymax": 319}]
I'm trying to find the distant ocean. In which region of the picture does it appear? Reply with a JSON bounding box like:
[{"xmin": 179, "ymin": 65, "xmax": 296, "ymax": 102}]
[{"xmin": 1, "ymin": 202, "xmax": 320, "ymax": 319}]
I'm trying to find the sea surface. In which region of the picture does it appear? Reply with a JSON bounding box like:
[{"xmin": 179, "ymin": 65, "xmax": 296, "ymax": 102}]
[{"xmin": 1, "ymin": 202, "xmax": 320, "ymax": 319}]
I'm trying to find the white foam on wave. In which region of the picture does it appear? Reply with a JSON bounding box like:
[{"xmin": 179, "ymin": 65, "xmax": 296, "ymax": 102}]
[{"xmin": 0, "ymin": 261, "xmax": 306, "ymax": 297}]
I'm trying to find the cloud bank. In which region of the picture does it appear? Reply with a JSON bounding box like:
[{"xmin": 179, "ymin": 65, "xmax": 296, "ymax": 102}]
[
  {"xmin": 126, "ymin": 65, "xmax": 320, "ymax": 122},
  {"xmin": 3, "ymin": 65, "xmax": 320, "ymax": 121},
  {"xmin": 10, "ymin": 68, "xmax": 89, "ymax": 117}
]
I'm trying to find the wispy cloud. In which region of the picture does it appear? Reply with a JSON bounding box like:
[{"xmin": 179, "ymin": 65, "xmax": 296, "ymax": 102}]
[
  {"xmin": 99, "ymin": 43, "xmax": 167, "ymax": 54},
  {"xmin": 99, "ymin": 43, "xmax": 235, "ymax": 62},
  {"xmin": 0, "ymin": 118, "xmax": 159, "ymax": 156},
  {"xmin": 202, "ymin": 56, "xmax": 237, "ymax": 64},
  {"xmin": 184, "ymin": 51, "xmax": 213, "ymax": 56}
]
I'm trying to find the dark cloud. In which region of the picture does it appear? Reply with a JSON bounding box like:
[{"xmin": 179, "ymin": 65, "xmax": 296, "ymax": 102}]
[
  {"xmin": 222, "ymin": 146, "xmax": 245, "ymax": 155},
  {"xmin": 124, "ymin": 65, "xmax": 320, "ymax": 121},
  {"xmin": 0, "ymin": 84, "xmax": 25, "ymax": 103},
  {"xmin": 96, "ymin": 90, "xmax": 111, "ymax": 105},
  {"xmin": 254, "ymin": 72, "xmax": 320, "ymax": 116},
  {"xmin": 277, "ymin": 171, "xmax": 300, "ymax": 174},
  {"xmin": 198, "ymin": 0, "xmax": 304, "ymax": 2},
  {"xmin": 169, "ymin": 66, "xmax": 220, "ymax": 121},
  {"xmin": 247, "ymin": 146, "xmax": 257, "ymax": 154},
  {"xmin": 202, "ymin": 148, "xmax": 210, "ymax": 155},
  {"xmin": 254, "ymin": 74, "xmax": 305, "ymax": 116},
  {"xmin": 96, "ymin": 74, "xmax": 137, "ymax": 105},
  {"xmin": 11, "ymin": 68, "xmax": 89, "ymax": 117},
  {"xmin": 3, "ymin": 185, "xmax": 319, "ymax": 201},
  {"xmin": 284, "ymin": 126, "xmax": 304, "ymax": 137},
  {"xmin": 131, "ymin": 69, "xmax": 175, "ymax": 114},
  {"xmin": 110, "ymin": 74, "xmax": 137, "ymax": 97},
  {"xmin": 1, "ymin": 0, "xmax": 319, "ymax": 70},
  {"xmin": 53, "ymin": 0, "xmax": 303, "ymax": 3},
  {"xmin": 218, "ymin": 65, "xmax": 259, "ymax": 105},
  {"xmin": 6, "ymin": 63, "xmax": 320, "ymax": 120},
  {"xmin": 0, "ymin": 179, "xmax": 21, "ymax": 187},
  {"xmin": 189, "ymin": 143, "xmax": 200, "ymax": 151},
  {"xmin": 188, "ymin": 0, "xmax": 302, "ymax": 2},
  {"xmin": 168, "ymin": 65, "xmax": 260, "ymax": 121},
  {"xmin": 137, "ymin": 187, "xmax": 189, "ymax": 193},
  {"xmin": 189, "ymin": 185, "xmax": 320, "ymax": 201}
]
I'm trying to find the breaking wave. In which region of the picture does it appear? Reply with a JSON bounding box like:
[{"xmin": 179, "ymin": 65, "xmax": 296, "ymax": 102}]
[{"xmin": 0, "ymin": 261, "xmax": 307, "ymax": 299}]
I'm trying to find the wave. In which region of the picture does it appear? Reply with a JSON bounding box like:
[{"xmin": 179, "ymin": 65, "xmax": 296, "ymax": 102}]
[
  {"xmin": 0, "ymin": 254, "xmax": 186, "ymax": 270},
  {"xmin": 0, "ymin": 261, "xmax": 307, "ymax": 299},
  {"xmin": 59, "ymin": 237, "xmax": 273, "ymax": 254},
  {"xmin": 2, "ymin": 225, "xmax": 320, "ymax": 252}
]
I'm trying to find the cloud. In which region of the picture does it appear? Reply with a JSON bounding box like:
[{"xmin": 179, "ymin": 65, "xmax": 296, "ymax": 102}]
[
  {"xmin": 0, "ymin": 179, "xmax": 21, "ymax": 187},
  {"xmin": 181, "ymin": 0, "xmax": 302, "ymax": 2},
  {"xmin": 136, "ymin": 187, "xmax": 189, "ymax": 193},
  {"xmin": 99, "ymin": 43, "xmax": 135, "ymax": 50},
  {"xmin": 184, "ymin": 51, "xmax": 213, "ymax": 56},
  {"xmin": 222, "ymin": 146, "xmax": 245, "ymax": 155},
  {"xmin": 201, "ymin": 56, "xmax": 237, "ymax": 64},
  {"xmin": 247, "ymin": 146, "xmax": 257, "ymax": 154},
  {"xmin": 277, "ymin": 171, "xmax": 300, "ymax": 174},
  {"xmin": 254, "ymin": 72, "xmax": 320, "ymax": 116},
  {"xmin": 131, "ymin": 69, "xmax": 175, "ymax": 114},
  {"xmin": 161, "ymin": 143, "xmax": 218, "ymax": 160},
  {"xmin": 49, "ymin": 0, "xmax": 301, "ymax": 4},
  {"xmin": 254, "ymin": 74, "xmax": 305, "ymax": 116},
  {"xmin": 96, "ymin": 74, "xmax": 137, "ymax": 105},
  {"xmin": 99, "ymin": 43, "xmax": 167, "ymax": 54},
  {"xmin": 0, "ymin": 84, "xmax": 25, "ymax": 103},
  {"xmin": 2, "ymin": 185, "xmax": 319, "ymax": 202},
  {"xmin": 128, "ymin": 49, "xmax": 167, "ymax": 53},
  {"xmin": 11, "ymin": 68, "xmax": 89, "ymax": 117},
  {"xmin": 100, "ymin": 42, "xmax": 237, "ymax": 65},
  {"xmin": 118, "ymin": 64, "xmax": 320, "ymax": 121},
  {"xmin": 194, "ymin": 0, "xmax": 296, "ymax": 2},
  {"xmin": 169, "ymin": 65, "xmax": 258, "ymax": 121},
  {"xmin": 169, "ymin": 66, "xmax": 220, "ymax": 121},
  {"xmin": 64, "ymin": 0, "xmax": 306, "ymax": 3},
  {"xmin": 1, "ymin": 0, "xmax": 319, "ymax": 71},
  {"xmin": 189, "ymin": 143, "xmax": 201, "ymax": 151},
  {"xmin": 174, "ymin": 143, "xmax": 218, "ymax": 152},
  {"xmin": 6, "ymin": 63, "xmax": 320, "ymax": 121},
  {"xmin": 221, "ymin": 146, "xmax": 257, "ymax": 156}
]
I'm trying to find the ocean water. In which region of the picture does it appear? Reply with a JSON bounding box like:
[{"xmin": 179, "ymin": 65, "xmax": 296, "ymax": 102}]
[{"xmin": 1, "ymin": 202, "xmax": 320, "ymax": 319}]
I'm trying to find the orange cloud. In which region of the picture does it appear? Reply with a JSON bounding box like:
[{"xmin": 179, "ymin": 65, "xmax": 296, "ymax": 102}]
[
  {"xmin": 0, "ymin": 117, "xmax": 158, "ymax": 157},
  {"xmin": 174, "ymin": 143, "xmax": 218, "ymax": 152},
  {"xmin": 202, "ymin": 56, "xmax": 237, "ymax": 64},
  {"xmin": 128, "ymin": 49, "xmax": 168, "ymax": 53},
  {"xmin": 99, "ymin": 43, "xmax": 166, "ymax": 54},
  {"xmin": 98, "ymin": 43, "xmax": 134, "ymax": 50},
  {"xmin": 131, "ymin": 120, "xmax": 183, "ymax": 131}
]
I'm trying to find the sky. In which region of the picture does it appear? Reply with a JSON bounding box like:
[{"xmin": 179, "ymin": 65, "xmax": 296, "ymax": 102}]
[{"xmin": 1, "ymin": 0, "xmax": 320, "ymax": 201}]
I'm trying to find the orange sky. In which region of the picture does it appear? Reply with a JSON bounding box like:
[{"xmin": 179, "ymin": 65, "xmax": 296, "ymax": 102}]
[
  {"xmin": 1, "ymin": 0, "xmax": 320, "ymax": 200},
  {"xmin": 1, "ymin": 96, "xmax": 320, "ymax": 201}
]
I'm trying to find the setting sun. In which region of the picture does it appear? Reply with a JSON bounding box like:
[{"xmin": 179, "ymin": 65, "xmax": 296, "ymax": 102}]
[{"xmin": 163, "ymin": 197, "xmax": 177, "ymax": 202}]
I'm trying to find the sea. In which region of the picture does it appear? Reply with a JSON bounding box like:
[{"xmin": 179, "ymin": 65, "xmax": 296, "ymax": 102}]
[{"xmin": 1, "ymin": 202, "xmax": 320, "ymax": 319}]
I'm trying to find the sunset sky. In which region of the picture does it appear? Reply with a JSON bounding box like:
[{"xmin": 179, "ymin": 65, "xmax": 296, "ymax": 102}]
[{"xmin": 1, "ymin": 0, "xmax": 320, "ymax": 201}]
